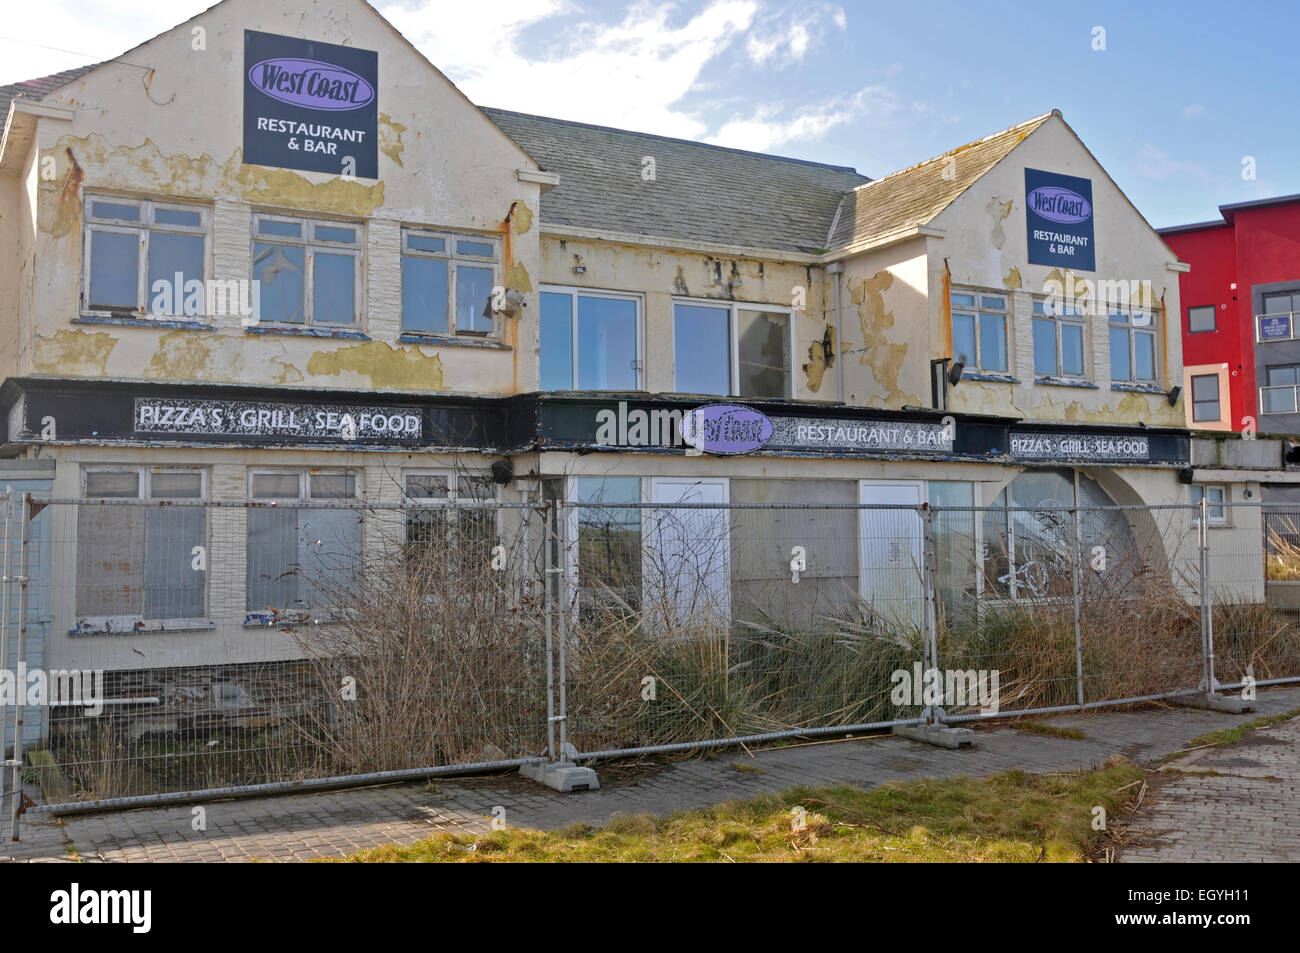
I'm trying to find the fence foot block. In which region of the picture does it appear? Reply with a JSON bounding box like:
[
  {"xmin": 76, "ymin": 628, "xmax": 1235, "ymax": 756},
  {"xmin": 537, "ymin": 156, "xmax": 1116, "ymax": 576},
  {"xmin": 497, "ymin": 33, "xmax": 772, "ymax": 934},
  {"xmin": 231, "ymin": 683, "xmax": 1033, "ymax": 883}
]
[
  {"xmin": 519, "ymin": 761, "xmax": 600, "ymax": 793},
  {"xmin": 1170, "ymin": 692, "xmax": 1257, "ymax": 714},
  {"xmin": 893, "ymin": 724, "xmax": 976, "ymax": 749}
]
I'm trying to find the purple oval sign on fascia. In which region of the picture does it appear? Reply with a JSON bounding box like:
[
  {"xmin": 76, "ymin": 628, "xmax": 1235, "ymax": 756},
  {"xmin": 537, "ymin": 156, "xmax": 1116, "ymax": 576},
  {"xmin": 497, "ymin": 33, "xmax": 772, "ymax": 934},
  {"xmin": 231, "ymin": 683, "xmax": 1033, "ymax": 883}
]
[
  {"xmin": 680, "ymin": 404, "xmax": 773, "ymax": 455},
  {"xmin": 1027, "ymin": 185, "xmax": 1092, "ymax": 224},
  {"xmin": 248, "ymin": 58, "xmax": 375, "ymax": 111}
]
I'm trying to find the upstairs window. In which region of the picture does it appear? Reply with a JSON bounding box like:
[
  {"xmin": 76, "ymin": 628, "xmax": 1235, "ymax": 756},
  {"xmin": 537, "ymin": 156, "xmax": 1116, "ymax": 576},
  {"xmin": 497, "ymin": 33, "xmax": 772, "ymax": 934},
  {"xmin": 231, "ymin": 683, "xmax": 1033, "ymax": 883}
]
[
  {"xmin": 1261, "ymin": 364, "xmax": 1300, "ymax": 414},
  {"xmin": 1109, "ymin": 308, "xmax": 1158, "ymax": 383},
  {"xmin": 1033, "ymin": 299, "xmax": 1087, "ymax": 378},
  {"xmin": 1258, "ymin": 290, "xmax": 1300, "ymax": 342},
  {"xmin": 252, "ymin": 214, "xmax": 361, "ymax": 326},
  {"xmin": 401, "ymin": 229, "xmax": 499, "ymax": 336},
  {"xmin": 951, "ymin": 291, "xmax": 1008, "ymax": 373},
  {"xmin": 1187, "ymin": 305, "xmax": 1216, "ymax": 334},
  {"xmin": 673, "ymin": 301, "xmax": 792, "ymax": 398},
  {"xmin": 1191, "ymin": 373, "xmax": 1222, "ymax": 422},
  {"xmin": 540, "ymin": 289, "xmax": 641, "ymax": 390},
  {"xmin": 83, "ymin": 197, "xmax": 207, "ymax": 316}
]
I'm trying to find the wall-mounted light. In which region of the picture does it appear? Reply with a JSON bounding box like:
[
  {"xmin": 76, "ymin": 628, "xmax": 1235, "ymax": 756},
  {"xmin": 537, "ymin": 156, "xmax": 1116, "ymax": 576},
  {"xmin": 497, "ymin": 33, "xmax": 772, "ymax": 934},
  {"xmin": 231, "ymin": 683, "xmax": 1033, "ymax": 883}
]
[
  {"xmin": 1167, "ymin": 385, "xmax": 1182, "ymax": 406},
  {"xmin": 572, "ymin": 254, "xmax": 586, "ymax": 274},
  {"xmin": 947, "ymin": 360, "xmax": 966, "ymax": 386}
]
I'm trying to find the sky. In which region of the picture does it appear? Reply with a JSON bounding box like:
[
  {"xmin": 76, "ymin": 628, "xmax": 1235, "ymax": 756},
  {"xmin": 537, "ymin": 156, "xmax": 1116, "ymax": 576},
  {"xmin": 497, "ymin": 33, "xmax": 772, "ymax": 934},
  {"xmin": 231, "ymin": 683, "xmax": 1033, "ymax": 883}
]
[{"xmin": 0, "ymin": 0, "xmax": 1293, "ymax": 228}]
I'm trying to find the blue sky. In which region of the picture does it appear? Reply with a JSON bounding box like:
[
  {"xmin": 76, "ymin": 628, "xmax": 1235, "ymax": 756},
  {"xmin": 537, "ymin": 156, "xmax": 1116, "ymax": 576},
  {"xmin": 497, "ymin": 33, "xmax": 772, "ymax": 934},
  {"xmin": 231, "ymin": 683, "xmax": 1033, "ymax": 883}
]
[{"xmin": 1, "ymin": 0, "xmax": 1292, "ymax": 227}]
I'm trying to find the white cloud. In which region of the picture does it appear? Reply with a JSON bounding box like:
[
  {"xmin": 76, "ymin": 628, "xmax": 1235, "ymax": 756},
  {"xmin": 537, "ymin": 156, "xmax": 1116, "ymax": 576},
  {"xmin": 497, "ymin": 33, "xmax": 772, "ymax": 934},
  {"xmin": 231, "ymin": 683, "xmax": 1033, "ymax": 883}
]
[
  {"xmin": 1135, "ymin": 143, "xmax": 1211, "ymax": 182},
  {"xmin": 706, "ymin": 85, "xmax": 899, "ymax": 152}
]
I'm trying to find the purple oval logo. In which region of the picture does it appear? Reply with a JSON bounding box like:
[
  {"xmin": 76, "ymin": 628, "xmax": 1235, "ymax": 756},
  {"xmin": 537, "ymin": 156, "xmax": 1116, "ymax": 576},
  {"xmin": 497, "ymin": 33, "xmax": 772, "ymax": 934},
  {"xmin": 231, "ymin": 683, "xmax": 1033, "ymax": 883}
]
[
  {"xmin": 1028, "ymin": 185, "xmax": 1091, "ymax": 224},
  {"xmin": 248, "ymin": 58, "xmax": 375, "ymax": 111},
  {"xmin": 681, "ymin": 404, "xmax": 773, "ymax": 455}
]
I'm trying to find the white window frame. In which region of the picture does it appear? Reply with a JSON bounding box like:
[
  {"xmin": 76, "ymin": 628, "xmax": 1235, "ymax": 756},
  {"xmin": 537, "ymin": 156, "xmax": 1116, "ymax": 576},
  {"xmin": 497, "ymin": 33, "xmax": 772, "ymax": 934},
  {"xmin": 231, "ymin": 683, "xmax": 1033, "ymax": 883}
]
[
  {"xmin": 540, "ymin": 286, "xmax": 645, "ymax": 390},
  {"xmin": 1108, "ymin": 307, "xmax": 1160, "ymax": 383},
  {"xmin": 1033, "ymin": 297, "xmax": 1090, "ymax": 380},
  {"xmin": 251, "ymin": 213, "xmax": 363, "ymax": 328},
  {"xmin": 81, "ymin": 195, "xmax": 210, "ymax": 317},
  {"xmin": 1190, "ymin": 484, "xmax": 1228, "ymax": 526},
  {"xmin": 247, "ymin": 468, "xmax": 359, "ymax": 501},
  {"xmin": 950, "ymin": 289, "xmax": 1010, "ymax": 374},
  {"xmin": 77, "ymin": 465, "xmax": 210, "ymax": 631},
  {"xmin": 671, "ymin": 297, "xmax": 797, "ymax": 398},
  {"xmin": 400, "ymin": 227, "xmax": 501, "ymax": 337}
]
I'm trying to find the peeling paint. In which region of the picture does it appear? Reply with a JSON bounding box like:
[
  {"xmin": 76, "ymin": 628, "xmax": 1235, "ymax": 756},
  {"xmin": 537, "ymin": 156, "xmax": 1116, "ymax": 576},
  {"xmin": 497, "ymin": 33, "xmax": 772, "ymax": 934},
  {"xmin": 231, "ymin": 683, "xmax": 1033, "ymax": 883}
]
[
  {"xmin": 987, "ymin": 196, "xmax": 1013, "ymax": 250},
  {"xmin": 306, "ymin": 341, "xmax": 446, "ymax": 391},
  {"xmin": 143, "ymin": 331, "xmax": 303, "ymax": 384},
  {"xmin": 378, "ymin": 112, "xmax": 407, "ymax": 168},
  {"xmin": 803, "ymin": 324, "xmax": 837, "ymax": 392},
  {"xmin": 1003, "ymin": 265, "xmax": 1022, "ymax": 290},
  {"xmin": 848, "ymin": 271, "xmax": 912, "ymax": 404},
  {"xmin": 33, "ymin": 329, "xmax": 117, "ymax": 376},
  {"xmin": 42, "ymin": 137, "xmax": 386, "ymax": 225},
  {"xmin": 671, "ymin": 266, "xmax": 689, "ymax": 296},
  {"xmin": 510, "ymin": 200, "xmax": 533, "ymax": 235},
  {"xmin": 506, "ymin": 260, "xmax": 532, "ymax": 293}
]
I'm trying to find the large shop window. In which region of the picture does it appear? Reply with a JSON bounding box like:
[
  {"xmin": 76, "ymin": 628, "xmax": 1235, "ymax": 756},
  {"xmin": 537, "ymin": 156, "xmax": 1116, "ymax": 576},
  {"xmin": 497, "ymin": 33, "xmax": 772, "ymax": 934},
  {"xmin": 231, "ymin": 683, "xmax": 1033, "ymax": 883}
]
[
  {"xmin": 252, "ymin": 215, "xmax": 361, "ymax": 326},
  {"xmin": 1191, "ymin": 373, "xmax": 1222, "ymax": 422},
  {"xmin": 83, "ymin": 197, "xmax": 208, "ymax": 316},
  {"xmin": 673, "ymin": 302, "xmax": 793, "ymax": 398},
  {"xmin": 1261, "ymin": 364, "xmax": 1300, "ymax": 415},
  {"xmin": 1109, "ymin": 308, "xmax": 1158, "ymax": 383},
  {"xmin": 75, "ymin": 468, "xmax": 207, "ymax": 631},
  {"xmin": 246, "ymin": 470, "xmax": 360, "ymax": 619},
  {"xmin": 403, "ymin": 472, "xmax": 497, "ymax": 557},
  {"xmin": 400, "ymin": 229, "xmax": 498, "ymax": 336},
  {"xmin": 982, "ymin": 470, "xmax": 1138, "ymax": 601},
  {"xmin": 1032, "ymin": 299, "xmax": 1087, "ymax": 378},
  {"xmin": 540, "ymin": 289, "xmax": 641, "ymax": 390},
  {"xmin": 951, "ymin": 291, "xmax": 1008, "ymax": 373}
]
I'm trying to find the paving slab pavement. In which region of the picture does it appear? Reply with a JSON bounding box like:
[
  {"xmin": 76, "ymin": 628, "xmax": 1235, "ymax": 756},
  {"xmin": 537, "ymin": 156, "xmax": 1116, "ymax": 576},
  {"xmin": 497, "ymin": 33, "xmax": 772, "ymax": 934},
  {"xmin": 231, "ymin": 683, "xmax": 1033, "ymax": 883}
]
[{"xmin": 3, "ymin": 686, "xmax": 1296, "ymax": 863}]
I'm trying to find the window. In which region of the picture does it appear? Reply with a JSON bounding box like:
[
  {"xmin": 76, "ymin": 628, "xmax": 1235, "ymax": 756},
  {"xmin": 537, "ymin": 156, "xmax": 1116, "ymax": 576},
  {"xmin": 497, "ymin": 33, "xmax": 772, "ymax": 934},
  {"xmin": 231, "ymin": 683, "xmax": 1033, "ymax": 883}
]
[
  {"xmin": 1191, "ymin": 374, "xmax": 1221, "ymax": 422},
  {"xmin": 75, "ymin": 468, "xmax": 207, "ymax": 629},
  {"xmin": 400, "ymin": 229, "xmax": 498, "ymax": 335},
  {"xmin": 1190, "ymin": 484, "xmax": 1227, "ymax": 525},
  {"xmin": 540, "ymin": 289, "xmax": 641, "ymax": 390},
  {"xmin": 1033, "ymin": 299, "xmax": 1087, "ymax": 378},
  {"xmin": 252, "ymin": 214, "xmax": 361, "ymax": 326},
  {"xmin": 82, "ymin": 197, "xmax": 207, "ymax": 316},
  {"xmin": 574, "ymin": 477, "xmax": 643, "ymax": 610},
  {"xmin": 1187, "ymin": 305, "xmax": 1216, "ymax": 334},
  {"xmin": 246, "ymin": 470, "xmax": 360, "ymax": 618},
  {"xmin": 1109, "ymin": 308, "xmax": 1158, "ymax": 383},
  {"xmin": 950, "ymin": 291, "xmax": 1008, "ymax": 373},
  {"xmin": 1261, "ymin": 364, "xmax": 1300, "ymax": 414},
  {"xmin": 1258, "ymin": 291, "xmax": 1300, "ymax": 342},
  {"xmin": 403, "ymin": 472, "xmax": 497, "ymax": 550},
  {"xmin": 673, "ymin": 301, "xmax": 792, "ymax": 398}
]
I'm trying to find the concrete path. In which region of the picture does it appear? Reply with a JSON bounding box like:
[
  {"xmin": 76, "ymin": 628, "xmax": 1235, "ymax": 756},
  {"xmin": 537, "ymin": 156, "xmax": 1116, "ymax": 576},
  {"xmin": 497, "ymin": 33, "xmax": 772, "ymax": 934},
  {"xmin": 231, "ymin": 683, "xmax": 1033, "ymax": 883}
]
[{"xmin": 3, "ymin": 687, "xmax": 1297, "ymax": 863}]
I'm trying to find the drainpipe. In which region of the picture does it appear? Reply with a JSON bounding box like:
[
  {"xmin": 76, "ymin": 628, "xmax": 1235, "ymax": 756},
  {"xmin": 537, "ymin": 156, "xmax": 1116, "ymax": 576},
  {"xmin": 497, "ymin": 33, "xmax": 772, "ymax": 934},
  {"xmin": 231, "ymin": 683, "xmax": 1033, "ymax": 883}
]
[{"xmin": 827, "ymin": 261, "xmax": 845, "ymax": 404}]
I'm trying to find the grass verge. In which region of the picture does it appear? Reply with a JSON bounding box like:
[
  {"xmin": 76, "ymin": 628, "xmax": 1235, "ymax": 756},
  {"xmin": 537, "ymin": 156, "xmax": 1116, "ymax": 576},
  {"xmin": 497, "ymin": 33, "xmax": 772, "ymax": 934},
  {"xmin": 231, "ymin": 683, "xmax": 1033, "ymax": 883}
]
[
  {"xmin": 1012, "ymin": 721, "xmax": 1087, "ymax": 740},
  {"xmin": 1183, "ymin": 708, "xmax": 1300, "ymax": 750},
  {"xmin": 327, "ymin": 758, "xmax": 1142, "ymax": 863}
]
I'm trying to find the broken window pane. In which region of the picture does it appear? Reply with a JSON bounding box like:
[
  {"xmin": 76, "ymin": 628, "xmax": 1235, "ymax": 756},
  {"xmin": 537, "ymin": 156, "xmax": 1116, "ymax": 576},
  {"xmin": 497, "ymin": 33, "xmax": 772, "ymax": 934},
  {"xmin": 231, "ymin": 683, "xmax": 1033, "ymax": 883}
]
[
  {"xmin": 736, "ymin": 309, "xmax": 789, "ymax": 398},
  {"xmin": 253, "ymin": 242, "xmax": 305, "ymax": 323}
]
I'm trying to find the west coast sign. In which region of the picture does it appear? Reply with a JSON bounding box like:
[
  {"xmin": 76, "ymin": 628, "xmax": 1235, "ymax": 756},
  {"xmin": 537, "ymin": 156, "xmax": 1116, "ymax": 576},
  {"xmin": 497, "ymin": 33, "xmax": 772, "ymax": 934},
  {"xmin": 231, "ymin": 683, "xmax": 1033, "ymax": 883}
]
[
  {"xmin": 1025, "ymin": 168, "xmax": 1095, "ymax": 271},
  {"xmin": 244, "ymin": 30, "xmax": 378, "ymax": 178}
]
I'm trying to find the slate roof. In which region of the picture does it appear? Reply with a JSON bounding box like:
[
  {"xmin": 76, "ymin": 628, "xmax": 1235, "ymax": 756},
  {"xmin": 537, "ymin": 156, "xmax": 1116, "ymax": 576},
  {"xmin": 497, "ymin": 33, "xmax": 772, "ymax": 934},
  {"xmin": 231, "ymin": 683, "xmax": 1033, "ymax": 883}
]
[
  {"xmin": 826, "ymin": 112, "xmax": 1054, "ymax": 251},
  {"xmin": 482, "ymin": 107, "xmax": 870, "ymax": 255},
  {"xmin": 0, "ymin": 64, "xmax": 99, "ymax": 119}
]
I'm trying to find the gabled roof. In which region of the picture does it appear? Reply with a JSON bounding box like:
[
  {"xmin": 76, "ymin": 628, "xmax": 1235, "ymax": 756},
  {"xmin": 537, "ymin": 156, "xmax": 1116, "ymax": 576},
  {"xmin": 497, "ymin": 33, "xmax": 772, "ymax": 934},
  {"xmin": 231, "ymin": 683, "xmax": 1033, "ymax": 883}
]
[
  {"xmin": 826, "ymin": 111, "xmax": 1054, "ymax": 251},
  {"xmin": 482, "ymin": 107, "xmax": 869, "ymax": 254},
  {"xmin": 1, "ymin": 64, "xmax": 99, "ymax": 118}
]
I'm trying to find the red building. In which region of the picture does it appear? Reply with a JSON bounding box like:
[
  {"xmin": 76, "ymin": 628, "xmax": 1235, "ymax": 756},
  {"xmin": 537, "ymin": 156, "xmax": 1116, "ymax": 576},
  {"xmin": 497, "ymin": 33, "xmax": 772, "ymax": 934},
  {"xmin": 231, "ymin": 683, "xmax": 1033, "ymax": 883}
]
[{"xmin": 1161, "ymin": 194, "xmax": 1300, "ymax": 435}]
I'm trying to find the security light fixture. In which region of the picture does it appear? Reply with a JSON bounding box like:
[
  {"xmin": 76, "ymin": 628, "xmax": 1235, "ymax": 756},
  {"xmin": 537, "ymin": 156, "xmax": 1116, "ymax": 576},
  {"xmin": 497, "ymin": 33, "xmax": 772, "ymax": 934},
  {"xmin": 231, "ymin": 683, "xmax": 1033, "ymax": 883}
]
[
  {"xmin": 948, "ymin": 360, "xmax": 965, "ymax": 386},
  {"xmin": 1167, "ymin": 385, "xmax": 1182, "ymax": 406}
]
